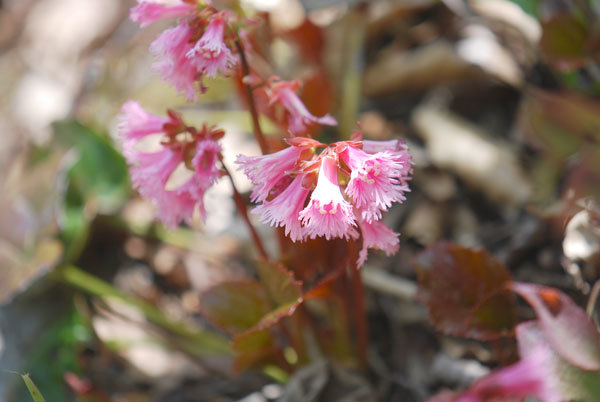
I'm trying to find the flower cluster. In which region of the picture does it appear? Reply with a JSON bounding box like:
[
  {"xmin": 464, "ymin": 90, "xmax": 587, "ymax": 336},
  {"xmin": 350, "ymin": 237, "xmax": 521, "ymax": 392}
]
[
  {"xmin": 237, "ymin": 130, "xmax": 412, "ymax": 266},
  {"xmin": 130, "ymin": 0, "xmax": 238, "ymax": 100},
  {"xmin": 118, "ymin": 101, "xmax": 223, "ymax": 229},
  {"xmin": 123, "ymin": 1, "xmax": 413, "ymax": 268}
]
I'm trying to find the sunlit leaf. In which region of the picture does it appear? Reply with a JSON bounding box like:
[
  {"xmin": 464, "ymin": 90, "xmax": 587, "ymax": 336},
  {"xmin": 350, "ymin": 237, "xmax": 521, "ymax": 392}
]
[
  {"xmin": 415, "ymin": 242, "xmax": 516, "ymax": 339},
  {"xmin": 0, "ymin": 239, "xmax": 62, "ymax": 305},
  {"xmin": 256, "ymin": 261, "xmax": 302, "ymax": 306},
  {"xmin": 539, "ymin": 13, "xmax": 595, "ymax": 69},
  {"xmin": 198, "ymin": 280, "xmax": 271, "ymax": 335},
  {"xmin": 511, "ymin": 282, "xmax": 600, "ymax": 370}
]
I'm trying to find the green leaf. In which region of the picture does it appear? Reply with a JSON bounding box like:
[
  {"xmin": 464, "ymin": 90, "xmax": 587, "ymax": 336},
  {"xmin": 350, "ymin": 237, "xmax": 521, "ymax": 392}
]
[
  {"xmin": 231, "ymin": 329, "xmax": 279, "ymax": 373},
  {"xmin": 53, "ymin": 120, "xmax": 129, "ymax": 214},
  {"xmin": 198, "ymin": 280, "xmax": 271, "ymax": 334},
  {"xmin": 414, "ymin": 242, "xmax": 516, "ymax": 339},
  {"xmin": 21, "ymin": 374, "xmax": 46, "ymax": 402},
  {"xmin": 52, "ymin": 120, "xmax": 129, "ymax": 260},
  {"xmin": 5, "ymin": 372, "xmax": 47, "ymax": 402},
  {"xmin": 507, "ymin": 0, "xmax": 538, "ymax": 17},
  {"xmin": 540, "ymin": 14, "xmax": 589, "ymax": 63}
]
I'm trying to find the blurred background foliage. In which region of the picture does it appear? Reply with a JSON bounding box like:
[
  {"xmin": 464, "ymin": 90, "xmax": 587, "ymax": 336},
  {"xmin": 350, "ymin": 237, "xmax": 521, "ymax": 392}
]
[{"xmin": 1, "ymin": 0, "xmax": 600, "ymax": 401}]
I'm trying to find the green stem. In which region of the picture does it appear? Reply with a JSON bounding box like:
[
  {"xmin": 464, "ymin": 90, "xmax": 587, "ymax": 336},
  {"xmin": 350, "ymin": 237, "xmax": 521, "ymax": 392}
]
[{"xmin": 56, "ymin": 265, "xmax": 231, "ymax": 355}]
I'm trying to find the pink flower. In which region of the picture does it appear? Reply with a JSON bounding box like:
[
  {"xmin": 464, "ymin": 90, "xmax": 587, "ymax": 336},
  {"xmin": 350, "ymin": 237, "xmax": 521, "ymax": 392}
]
[
  {"xmin": 356, "ymin": 216, "xmax": 399, "ymax": 267},
  {"xmin": 130, "ymin": 0, "xmax": 196, "ymax": 28},
  {"xmin": 341, "ymin": 144, "xmax": 411, "ymax": 222},
  {"xmin": 236, "ymin": 145, "xmax": 303, "ymax": 203},
  {"xmin": 150, "ymin": 23, "xmax": 200, "ymax": 101},
  {"xmin": 456, "ymin": 345, "xmax": 560, "ymax": 402},
  {"xmin": 252, "ymin": 176, "xmax": 310, "ymax": 242},
  {"xmin": 117, "ymin": 102, "xmax": 223, "ymax": 228},
  {"xmin": 238, "ymin": 134, "xmax": 412, "ymax": 258},
  {"xmin": 269, "ymin": 81, "xmax": 337, "ymax": 134},
  {"xmin": 362, "ymin": 139, "xmax": 404, "ymax": 154},
  {"xmin": 186, "ymin": 16, "xmax": 237, "ymax": 78},
  {"xmin": 192, "ymin": 138, "xmax": 221, "ymax": 189},
  {"xmin": 117, "ymin": 100, "xmax": 170, "ymax": 162},
  {"xmin": 299, "ymin": 156, "xmax": 358, "ymax": 240},
  {"xmin": 129, "ymin": 147, "xmax": 193, "ymax": 228}
]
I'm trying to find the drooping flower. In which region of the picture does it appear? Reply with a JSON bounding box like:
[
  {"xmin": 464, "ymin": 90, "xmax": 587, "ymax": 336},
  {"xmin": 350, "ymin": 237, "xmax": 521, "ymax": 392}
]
[
  {"xmin": 252, "ymin": 176, "xmax": 310, "ymax": 242},
  {"xmin": 268, "ymin": 80, "xmax": 337, "ymax": 134},
  {"xmin": 356, "ymin": 216, "xmax": 399, "ymax": 267},
  {"xmin": 186, "ymin": 14, "xmax": 237, "ymax": 78},
  {"xmin": 236, "ymin": 145, "xmax": 304, "ymax": 203},
  {"xmin": 340, "ymin": 144, "xmax": 411, "ymax": 222},
  {"xmin": 128, "ymin": 147, "xmax": 193, "ymax": 228},
  {"xmin": 117, "ymin": 100, "xmax": 172, "ymax": 162},
  {"xmin": 130, "ymin": 0, "xmax": 197, "ymax": 28},
  {"xmin": 299, "ymin": 156, "xmax": 358, "ymax": 240},
  {"xmin": 175, "ymin": 137, "xmax": 222, "ymax": 220},
  {"xmin": 117, "ymin": 101, "xmax": 223, "ymax": 228},
  {"xmin": 192, "ymin": 137, "xmax": 221, "ymax": 189},
  {"xmin": 150, "ymin": 23, "xmax": 200, "ymax": 101}
]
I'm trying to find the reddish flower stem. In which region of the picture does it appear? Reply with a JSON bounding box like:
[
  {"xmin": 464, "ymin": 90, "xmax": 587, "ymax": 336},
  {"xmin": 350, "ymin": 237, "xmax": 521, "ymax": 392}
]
[
  {"xmin": 220, "ymin": 159, "xmax": 269, "ymax": 260},
  {"xmin": 348, "ymin": 243, "xmax": 368, "ymax": 366},
  {"xmin": 235, "ymin": 39, "xmax": 269, "ymax": 155}
]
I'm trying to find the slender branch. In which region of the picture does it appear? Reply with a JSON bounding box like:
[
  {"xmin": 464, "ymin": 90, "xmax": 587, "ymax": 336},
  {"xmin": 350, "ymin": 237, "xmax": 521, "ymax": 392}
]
[
  {"xmin": 220, "ymin": 158, "xmax": 269, "ymax": 260},
  {"xmin": 587, "ymin": 279, "xmax": 600, "ymax": 320},
  {"xmin": 235, "ymin": 39, "xmax": 269, "ymax": 155},
  {"xmin": 348, "ymin": 243, "xmax": 368, "ymax": 367}
]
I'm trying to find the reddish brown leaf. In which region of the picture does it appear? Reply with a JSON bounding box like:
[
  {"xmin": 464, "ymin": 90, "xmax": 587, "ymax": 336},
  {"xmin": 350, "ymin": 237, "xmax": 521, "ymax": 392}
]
[
  {"xmin": 285, "ymin": 237, "xmax": 351, "ymax": 283},
  {"xmin": 280, "ymin": 19, "xmax": 325, "ymax": 65},
  {"xmin": 511, "ymin": 282, "xmax": 600, "ymax": 371},
  {"xmin": 414, "ymin": 242, "xmax": 516, "ymax": 339},
  {"xmin": 198, "ymin": 280, "xmax": 271, "ymax": 335}
]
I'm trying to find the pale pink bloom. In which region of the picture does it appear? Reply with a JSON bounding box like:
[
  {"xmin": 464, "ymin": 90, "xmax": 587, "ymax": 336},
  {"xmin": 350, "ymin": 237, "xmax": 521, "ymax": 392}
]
[
  {"xmin": 269, "ymin": 81, "xmax": 337, "ymax": 134},
  {"xmin": 117, "ymin": 100, "xmax": 169, "ymax": 162},
  {"xmin": 252, "ymin": 176, "xmax": 310, "ymax": 242},
  {"xmin": 192, "ymin": 138, "xmax": 222, "ymax": 189},
  {"xmin": 362, "ymin": 139, "xmax": 404, "ymax": 154},
  {"xmin": 363, "ymin": 139, "xmax": 413, "ymax": 187},
  {"xmin": 129, "ymin": 147, "xmax": 191, "ymax": 228},
  {"xmin": 130, "ymin": 0, "xmax": 196, "ymax": 28},
  {"xmin": 356, "ymin": 216, "xmax": 399, "ymax": 267},
  {"xmin": 118, "ymin": 102, "xmax": 223, "ymax": 228},
  {"xmin": 299, "ymin": 156, "xmax": 358, "ymax": 240},
  {"xmin": 341, "ymin": 145, "xmax": 410, "ymax": 222},
  {"xmin": 150, "ymin": 23, "xmax": 199, "ymax": 101},
  {"xmin": 236, "ymin": 145, "xmax": 303, "ymax": 203},
  {"xmin": 187, "ymin": 16, "xmax": 237, "ymax": 78}
]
